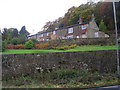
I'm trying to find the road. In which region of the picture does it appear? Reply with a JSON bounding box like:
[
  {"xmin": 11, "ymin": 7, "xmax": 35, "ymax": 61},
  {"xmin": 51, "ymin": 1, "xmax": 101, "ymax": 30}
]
[{"xmin": 84, "ymin": 85, "xmax": 120, "ymax": 90}]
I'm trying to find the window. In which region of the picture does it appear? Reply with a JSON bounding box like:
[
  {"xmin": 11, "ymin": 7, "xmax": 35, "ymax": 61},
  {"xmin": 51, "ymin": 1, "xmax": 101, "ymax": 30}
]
[
  {"xmin": 95, "ymin": 32, "xmax": 99, "ymax": 37},
  {"xmin": 68, "ymin": 28, "xmax": 73, "ymax": 33},
  {"xmin": 53, "ymin": 31, "xmax": 56, "ymax": 35},
  {"xmin": 76, "ymin": 36, "xmax": 80, "ymax": 38},
  {"xmin": 47, "ymin": 33, "xmax": 49, "ymax": 36},
  {"xmin": 81, "ymin": 34, "xmax": 87, "ymax": 38},
  {"xmin": 41, "ymin": 34, "xmax": 43, "ymax": 37},
  {"xmin": 82, "ymin": 25, "xmax": 87, "ymax": 30},
  {"xmin": 67, "ymin": 35, "xmax": 73, "ymax": 39},
  {"xmin": 46, "ymin": 39, "xmax": 49, "ymax": 41},
  {"xmin": 55, "ymin": 28, "xmax": 58, "ymax": 30}
]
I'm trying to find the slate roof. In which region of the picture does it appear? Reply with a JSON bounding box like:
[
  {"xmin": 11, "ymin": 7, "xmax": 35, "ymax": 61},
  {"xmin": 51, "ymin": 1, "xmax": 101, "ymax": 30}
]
[{"xmin": 28, "ymin": 22, "xmax": 89, "ymax": 37}]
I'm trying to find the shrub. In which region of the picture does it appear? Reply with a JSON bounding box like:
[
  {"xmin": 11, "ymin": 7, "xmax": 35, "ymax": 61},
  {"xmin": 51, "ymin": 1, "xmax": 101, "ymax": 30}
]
[
  {"xmin": 11, "ymin": 38, "xmax": 19, "ymax": 45},
  {"xmin": 53, "ymin": 44, "xmax": 77, "ymax": 50},
  {"xmin": 25, "ymin": 40, "xmax": 34, "ymax": 49},
  {"xmin": 35, "ymin": 42, "xmax": 49, "ymax": 49},
  {"xmin": 7, "ymin": 45, "xmax": 15, "ymax": 49},
  {"xmin": 118, "ymin": 38, "xmax": 120, "ymax": 43},
  {"xmin": 45, "ymin": 69, "xmax": 89, "ymax": 84},
  {"xmin": 30, "ymin": 38, "xmax": 39, "ymax": 44},
  {"xmin": 14, "ymin": 44, "xmax": 25, "ymax": 49},
  {"xmin": 99, "ymin": 20, "xmax": 107, "ymax": 32},
  {"xmin": 7, "ymin": 44, "xmax": 25, "ymax": 49}
]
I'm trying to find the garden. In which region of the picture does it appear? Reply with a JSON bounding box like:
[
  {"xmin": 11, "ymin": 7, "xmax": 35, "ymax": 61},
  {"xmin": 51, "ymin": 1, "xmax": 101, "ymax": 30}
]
[{"xmin": 1, "ymin": 39, "xmax": 117, "ymax": 54}]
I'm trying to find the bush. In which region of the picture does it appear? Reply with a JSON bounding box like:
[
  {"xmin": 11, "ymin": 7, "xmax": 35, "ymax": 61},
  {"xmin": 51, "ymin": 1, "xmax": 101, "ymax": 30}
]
[
  {"xmin": 25, "ymin": 40, "xmax": 34, "ymax": 49},
  {"xmin": 14, "ymin": 44, "xmax": 25, "ymax": 49},
  {"xmin": 118, "ymin": 38, "xmax": 120, "ymax": 43},
  {"xmin": 99, "ymin": 20, "xmax": 107, "ymax": 32},
  {"xmin": 7, "ymin": 45, "xmax": 15, "ymax": 49},
  {"xmin": 30, "ymin": 38, "xmax": 39, "ymax": 44},
  {"xmin": 11, "ymin": 38, "xmax": 19, "ymax": 45},
  {"xmin": 35, "ymin": 42, "xmax": 49, "ymax": 49},
  {"xmin": 53, "ymin": 44, "xmax": 77, "ymax": 50}
]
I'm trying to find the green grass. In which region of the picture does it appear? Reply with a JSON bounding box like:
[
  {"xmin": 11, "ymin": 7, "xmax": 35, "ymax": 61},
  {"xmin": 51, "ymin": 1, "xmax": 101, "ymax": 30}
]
[{"xmin": 1, "ymin": 45, "xmax": 117, "ymax": 54}]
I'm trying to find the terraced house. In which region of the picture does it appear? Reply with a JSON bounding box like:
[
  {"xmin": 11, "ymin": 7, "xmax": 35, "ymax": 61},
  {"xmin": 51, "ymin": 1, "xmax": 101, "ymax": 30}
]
[{"xmin": 28, "ymin": 15, "xmax": 109, "ymax": 41}]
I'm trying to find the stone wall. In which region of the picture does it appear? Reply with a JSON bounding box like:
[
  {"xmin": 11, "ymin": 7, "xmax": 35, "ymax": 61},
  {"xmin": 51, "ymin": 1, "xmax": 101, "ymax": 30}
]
[
  {"xmin": 47, "ymin": 38, "xmax": 115, "ymax": 46},
  {"xmin": 2, "ymin": 50, "xmax": 119, "ymax": 79}
]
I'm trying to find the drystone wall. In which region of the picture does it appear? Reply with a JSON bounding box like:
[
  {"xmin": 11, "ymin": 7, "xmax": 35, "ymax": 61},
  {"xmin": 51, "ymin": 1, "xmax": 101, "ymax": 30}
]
[{"xmin": 2, "ymin": 50, "xmax": 119, "ymax": 79}]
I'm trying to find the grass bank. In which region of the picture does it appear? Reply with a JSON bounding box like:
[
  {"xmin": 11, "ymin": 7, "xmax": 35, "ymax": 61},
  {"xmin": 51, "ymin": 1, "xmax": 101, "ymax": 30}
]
[
  {"xmin": 3, "ymin": 69, "xmax": 118, "ymax": 88},
  {"xmin": 1, "ymin": 45, "xmax": 117, "ymax": 54}
]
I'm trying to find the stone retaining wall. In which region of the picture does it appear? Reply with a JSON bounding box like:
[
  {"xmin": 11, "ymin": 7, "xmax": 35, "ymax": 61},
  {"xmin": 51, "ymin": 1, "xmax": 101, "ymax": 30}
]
[
  {"xmin": 47, "ymin": 38, "xmax": 115, "ymax": 46},
  {"xmin": 2, "ymin": 50, "xmax": 119, "ymax": 79}
]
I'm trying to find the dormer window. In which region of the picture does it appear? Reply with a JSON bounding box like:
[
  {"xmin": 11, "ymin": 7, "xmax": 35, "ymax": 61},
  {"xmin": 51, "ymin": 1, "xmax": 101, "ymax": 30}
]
[{"xmin": 68, "ymin": 28, "xmax": 73, "ymax": 33}]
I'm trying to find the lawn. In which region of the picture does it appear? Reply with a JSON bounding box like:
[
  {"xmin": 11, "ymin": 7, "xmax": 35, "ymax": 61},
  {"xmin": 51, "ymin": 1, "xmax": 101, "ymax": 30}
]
[{"xmin": 1, "ymin": 45, "xmax": 117, "ymax": 54}]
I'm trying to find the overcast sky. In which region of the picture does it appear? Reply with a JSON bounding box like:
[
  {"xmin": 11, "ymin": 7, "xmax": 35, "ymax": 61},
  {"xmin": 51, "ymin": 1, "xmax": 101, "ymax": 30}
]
[{"xmin": 0, "ymin": 0, "xmax": 89, "ymax": 34}]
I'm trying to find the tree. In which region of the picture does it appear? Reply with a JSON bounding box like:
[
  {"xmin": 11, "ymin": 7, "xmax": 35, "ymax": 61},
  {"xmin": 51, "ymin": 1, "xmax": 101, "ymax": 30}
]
[
  {"xmin": 99, "ymin": 20, "xmax": 107, "ymax": 32},
  {"xmin": 99, "ymin": 2, "xmax": 114, "ymax": 31},
  {"xmin": 2, "ymin": 28, "xmax": 8, "ymax": 40},
  {"xmin": 1, "ymin": 41, "xmax": 7, "ymax": 52},
  {"xmin": 19, "ymin": 26, "xmax": 30, "ymax": 44},
  {"xmin": 19, "ymin": 26, "xmax": 29, "ymax": 36},
  {"xmin": 12, "ymin": 28, "xmax": 18, "ymax": 37},
  {"xmin": 2, "ymin": 28, "xmax": 14, "ymax": 44},
  {"xmin": 25, "ymin": 40, "xmax": 34, "ymax": 49},
  {"xmin": 11, "ymin": 37, "xmax": 19, "ymax": 45}
]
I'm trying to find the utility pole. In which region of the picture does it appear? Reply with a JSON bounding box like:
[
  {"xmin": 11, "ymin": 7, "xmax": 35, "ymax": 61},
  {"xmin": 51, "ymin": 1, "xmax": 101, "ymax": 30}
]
[{"xmin": 112, "ymin": 1, "xmax": 120, "ymax": 76}]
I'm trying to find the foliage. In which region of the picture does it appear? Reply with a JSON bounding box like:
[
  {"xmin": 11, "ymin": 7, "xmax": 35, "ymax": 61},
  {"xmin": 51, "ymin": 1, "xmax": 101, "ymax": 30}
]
[
  {"xmin": 7, "ymin": 45, "xmax": 15, "ymax": 49},
  {"xmin": 99, "ymin": 20, "xmax": 107, "ymax": 32},
  {"xmin": 35, "ymin": 42, "xmax": 49, "ymax": 49},
  {"xmin": 12, "ymin": 28, "xmax": 19, "ymax": 37},
  {"xmin": 25, "ymin": 40, "xmax": 34, "ymax": 49},
  {"xmin": 118, "ymin": 38, "xmax": 120, "ymax": 43},
  {"xmin": 53, "ymin": 44, "xmax": 77, "ymax": 50},
  {"xmin": 7, "ymin": 44, "xmax": 25, "ymax": 49},
  {"xmin": 19, "ymin": 26, "xmax": 29, "ymax": 36},
  {"xmin": 30, "ymin": 38, "xmax": 39, "ymax": 44},
  {"xmin": 41, "ymin": 2, "xmax": 120, "ymax": 34},
  {"xmin": 3, "ymin": 69, "xmax": 118, "ymax": 88},
  {"xmin": 1, "ymin": 41, "xmax": 7, "ymax": 52},
  {"xmin": 11, "ymin": 37, "xmax": 19, "ymax": 45},
  {"xmin": 2, "ymin": 26, "xmax": 30, "ymax": 45},
  {"xmin": 15, "ymin": 44, "xmax": 25, "ymax": 49}
]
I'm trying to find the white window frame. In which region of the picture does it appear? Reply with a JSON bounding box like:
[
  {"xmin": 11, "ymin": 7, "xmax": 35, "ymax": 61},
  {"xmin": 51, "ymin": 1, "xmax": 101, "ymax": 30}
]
[
  {"xmin": 68, "ymin": 28, "xmax": 73, "ymax": 33},
  {"xmin": 95, "ymin": 32, "xmax": 99, "ymax": 37},
  {"xmin": 47, "ymin": 33, "xmax": 49, "ymax": 36},
  {"xmin": 81, "ymin": 34, "xmax": 87, "ymax": 38},
  {"xmin": 53, "ymin": 31, "xmax": 56, "ymax": 35},
  {"xmin": 76, "ymin": 36, "xmax": 80, "ymax": 38},
  {"xmin": 82, "ymin": 25, "xmax": 87, "ymax": 30},
  {"xmin": 46, "ymin": 39, "xmax": 49, "ymax": 41},
  {"xmin": 41, "ymin": 34, "xmax": 43, "ymax": 37}
]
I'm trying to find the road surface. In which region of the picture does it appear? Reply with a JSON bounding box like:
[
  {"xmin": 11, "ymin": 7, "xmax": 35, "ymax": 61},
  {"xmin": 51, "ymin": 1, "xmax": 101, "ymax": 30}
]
[{"xmin": 84, "ymin": 85, "xmax": 120, "ymax": 90}]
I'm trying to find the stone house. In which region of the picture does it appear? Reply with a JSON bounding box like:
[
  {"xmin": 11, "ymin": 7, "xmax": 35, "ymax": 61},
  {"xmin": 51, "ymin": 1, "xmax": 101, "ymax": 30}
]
[{"xmin": 28, "ymin": 15, "xmax": 109, "ymax": 41}]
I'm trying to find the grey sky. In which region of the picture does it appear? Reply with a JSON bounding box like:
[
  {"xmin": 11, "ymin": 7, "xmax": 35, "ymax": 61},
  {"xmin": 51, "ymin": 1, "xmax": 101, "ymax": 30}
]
[{"xmin": 0, "ymin": 0, "xmax": 89, "ymax": 34}]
